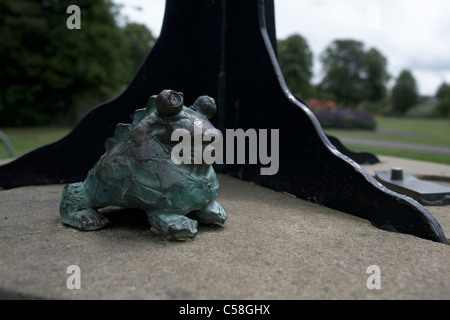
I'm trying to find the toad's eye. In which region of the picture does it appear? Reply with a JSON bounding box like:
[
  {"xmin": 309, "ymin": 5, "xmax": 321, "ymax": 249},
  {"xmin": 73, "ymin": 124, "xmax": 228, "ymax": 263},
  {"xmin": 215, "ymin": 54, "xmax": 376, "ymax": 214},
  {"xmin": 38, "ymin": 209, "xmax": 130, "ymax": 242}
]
[
  {"xmin": 156, "ymin": 90, "xmax": 184, "ymax": 117},
  {"xmin": 191, "ymin": 96, "xmax": 217, "ymax": 119}
]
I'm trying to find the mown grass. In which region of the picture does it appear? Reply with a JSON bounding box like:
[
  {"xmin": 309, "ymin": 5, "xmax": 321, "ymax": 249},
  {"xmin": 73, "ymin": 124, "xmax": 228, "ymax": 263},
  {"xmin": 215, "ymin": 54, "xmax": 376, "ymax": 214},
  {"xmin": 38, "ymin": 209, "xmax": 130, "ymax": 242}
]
[
  {"xmin": 340, "ymin": 144, "xmax": 450, "ymax": 165},
  {"xmin": 325, "ymin": 117, "xmax": 450, "ymax": 165},
  {"xmin": 326, "ymin": 117, "xmax": 450, "ymax": 147},
  {"xmin": 0, "ymin": 126, "xmax": 71, "ymax": 160}
]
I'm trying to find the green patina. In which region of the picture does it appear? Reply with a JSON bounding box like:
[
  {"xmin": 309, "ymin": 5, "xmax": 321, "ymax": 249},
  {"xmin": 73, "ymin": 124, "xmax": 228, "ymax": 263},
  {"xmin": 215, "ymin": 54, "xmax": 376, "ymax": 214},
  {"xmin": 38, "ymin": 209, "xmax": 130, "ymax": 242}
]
[{"xmin": 60, "ymin": 90, "xmax": 227, "ymax": 240}]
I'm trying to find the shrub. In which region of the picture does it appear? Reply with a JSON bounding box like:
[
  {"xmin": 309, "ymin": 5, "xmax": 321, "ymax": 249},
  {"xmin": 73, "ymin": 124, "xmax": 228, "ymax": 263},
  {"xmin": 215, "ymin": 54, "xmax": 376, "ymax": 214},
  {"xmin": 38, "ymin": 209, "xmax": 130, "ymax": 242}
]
[
  {"xmin": 314, "ymin": 109, "xmax": 377, "ymax": 130},
  {"xmin": 307, "ymin": 99, "xmax": 377, "ymax": 130},
  {"xmin": 437, "ymin": 97, "xmax": 450, "ymax": 118}
]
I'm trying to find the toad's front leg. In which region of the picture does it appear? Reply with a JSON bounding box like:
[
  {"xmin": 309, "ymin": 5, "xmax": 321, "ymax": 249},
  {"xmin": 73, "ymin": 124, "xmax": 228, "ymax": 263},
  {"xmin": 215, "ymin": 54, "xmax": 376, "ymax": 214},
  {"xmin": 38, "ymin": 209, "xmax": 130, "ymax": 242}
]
[
  {"xmin": 188, "ymin": 201, "xmax": 227, "ymax": 224},
  {"xmin": 146, "ymin": 210, "xmax": 198, "ymax": 240},
  {"xmin": 60, "ymin": 182, "xmax": 111, "ymax": 231}
]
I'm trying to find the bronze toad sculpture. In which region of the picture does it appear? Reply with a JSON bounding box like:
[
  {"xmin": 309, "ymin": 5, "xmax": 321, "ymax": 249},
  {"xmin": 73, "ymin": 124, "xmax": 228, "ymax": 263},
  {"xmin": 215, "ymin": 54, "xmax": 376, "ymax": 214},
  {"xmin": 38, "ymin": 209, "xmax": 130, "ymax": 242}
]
[{"xmin": 60, "ymin": 90, "xmax": 227, "ymax": 239}]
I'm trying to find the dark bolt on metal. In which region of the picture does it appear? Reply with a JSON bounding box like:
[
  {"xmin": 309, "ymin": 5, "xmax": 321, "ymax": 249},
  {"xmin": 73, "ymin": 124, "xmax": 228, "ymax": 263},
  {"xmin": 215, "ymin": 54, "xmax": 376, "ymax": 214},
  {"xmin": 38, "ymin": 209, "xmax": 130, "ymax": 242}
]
[{"xmin": 391, "ymin": 168, "xmax": 404, "ymax": 180}]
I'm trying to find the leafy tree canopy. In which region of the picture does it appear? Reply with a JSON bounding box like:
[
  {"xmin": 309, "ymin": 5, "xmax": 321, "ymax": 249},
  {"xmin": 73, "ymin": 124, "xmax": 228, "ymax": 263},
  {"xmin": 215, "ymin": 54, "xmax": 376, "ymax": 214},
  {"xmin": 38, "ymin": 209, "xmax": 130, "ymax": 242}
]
[
  {"xmin": 122, "ymin": 22, "xmax": 156, "ymax": 77},
  {"xmin": 319, "ymin": 39, "xmax": 389, "ymax": 107},
  {"xmin": 436, "ymin": 82, "xmax": 450, "ymax": 99},
  {"xmin": 277, "ymin": 34, "xmax": 313, "ymax": 99},
  {"xmin": 0, "ymin": 0, "xmax": 155, "ymax": 126},
  {"xmin": 391, "ymin": 69, "xmax": 419, "ymax": 115},
  {"xmin": 436, "ymin": 82, "xmax": 450, "ymax": 117}
]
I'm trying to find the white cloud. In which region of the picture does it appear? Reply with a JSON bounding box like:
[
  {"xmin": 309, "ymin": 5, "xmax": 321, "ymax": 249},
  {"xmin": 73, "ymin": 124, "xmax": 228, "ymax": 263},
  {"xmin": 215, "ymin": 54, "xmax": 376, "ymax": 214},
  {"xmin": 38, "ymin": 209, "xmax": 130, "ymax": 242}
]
[{"xmin": 116, "ymin": 0, "xmax": 165, "ymax": 35}]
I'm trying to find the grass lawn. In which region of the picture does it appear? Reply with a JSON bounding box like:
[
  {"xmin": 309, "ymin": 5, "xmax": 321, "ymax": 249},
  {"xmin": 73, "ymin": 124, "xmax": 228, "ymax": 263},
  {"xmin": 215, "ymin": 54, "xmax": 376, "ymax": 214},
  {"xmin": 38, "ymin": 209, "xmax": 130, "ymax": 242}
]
[
  {"xmin": 326, "ymin": 117, "xmax": 450, "ymax": 147},
  {"xmin": 338, "ymin": 144, "xmax": 450, "ymax": 165},
  {"xmin": 325, "ymin": 117, "xmax": 450, "ymax": 165},
  {"xmin": 0, "ymin": 126, "xmax": 72, "ymax": 160}
]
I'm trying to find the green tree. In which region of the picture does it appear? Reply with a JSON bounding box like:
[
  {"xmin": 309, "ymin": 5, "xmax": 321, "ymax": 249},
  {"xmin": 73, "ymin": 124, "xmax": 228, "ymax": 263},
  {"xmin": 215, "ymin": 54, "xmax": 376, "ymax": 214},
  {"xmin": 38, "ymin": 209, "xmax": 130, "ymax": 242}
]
[
  {"xmin": 0, "ymin": 0, "xmax": 137, "ymax": 126},
  {"xmin": 436, "ymin": 82, "xmax": 450, "ymax": 99},
  {"xmin": 365, "ymin": 48, "xmax": 390, "ymax": 102},
  {"xmin": 319, "ymin": 39, "xmax": 389, "ymax": 107},
  {"xmin": 277, "ymin": 34, "xmax": 313, "ymax": 99},
  {"xmin": 436, "ymin": 82, "xmax": 450, "ymax": 117},
  {"xmin": 391, "ymin": 70, "xmax": 419, "ymax": 115},
  {"xmin": 122, "ymin": 22, "xmax": 156, "ymax": 77}
]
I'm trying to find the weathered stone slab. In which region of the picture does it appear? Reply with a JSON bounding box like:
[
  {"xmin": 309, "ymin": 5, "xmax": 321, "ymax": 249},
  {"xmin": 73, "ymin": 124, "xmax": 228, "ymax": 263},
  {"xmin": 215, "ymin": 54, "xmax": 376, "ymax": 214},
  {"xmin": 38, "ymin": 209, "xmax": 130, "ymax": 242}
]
[{"xmin": 0, "ymin": 157, "xmax": 449, "ymax": 299}]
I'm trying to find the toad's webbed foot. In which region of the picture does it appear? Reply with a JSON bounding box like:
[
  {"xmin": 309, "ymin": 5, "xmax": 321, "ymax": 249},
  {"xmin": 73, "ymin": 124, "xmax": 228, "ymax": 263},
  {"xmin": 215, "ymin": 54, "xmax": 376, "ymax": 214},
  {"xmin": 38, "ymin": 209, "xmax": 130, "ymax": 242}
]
[
  {"xmin": 60, "ymin": 182, "xmax": 110, "ymax": 231},
  {"xmin": 147, "ymin": 211, "xmax": 198, "ymax": 240},
  {"xmin": 188, "ymin": 201, "xmax": 227, "ymax": 224},
  {"xmin": 62, "ymin": 208, "xmax": 110, "ymax": 231}
]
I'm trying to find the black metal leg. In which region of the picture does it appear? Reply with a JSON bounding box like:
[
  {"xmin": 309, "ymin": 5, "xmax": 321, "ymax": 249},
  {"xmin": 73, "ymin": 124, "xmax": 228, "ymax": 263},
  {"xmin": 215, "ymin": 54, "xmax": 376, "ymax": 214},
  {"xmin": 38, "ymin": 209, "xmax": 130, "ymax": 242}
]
[{"xmin": 0, "ymin": 0, "xmax": 446, "ymax": 243}]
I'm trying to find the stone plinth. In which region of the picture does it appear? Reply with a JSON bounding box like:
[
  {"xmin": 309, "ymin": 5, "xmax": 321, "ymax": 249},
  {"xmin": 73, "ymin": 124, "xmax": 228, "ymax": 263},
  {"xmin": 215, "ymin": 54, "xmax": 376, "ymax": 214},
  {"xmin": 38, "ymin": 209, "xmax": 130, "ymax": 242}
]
[{"xmin": 0, "ymin": 156, "xmax": 449, "ymax": 299}]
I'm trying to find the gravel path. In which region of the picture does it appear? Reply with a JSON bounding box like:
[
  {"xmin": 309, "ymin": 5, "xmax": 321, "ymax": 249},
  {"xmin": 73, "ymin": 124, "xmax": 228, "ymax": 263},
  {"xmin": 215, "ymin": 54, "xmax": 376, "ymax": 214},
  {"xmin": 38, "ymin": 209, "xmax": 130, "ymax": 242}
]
[{"xmin": 339, "ymin": 137, "xmax": 450, "ymax": 156}]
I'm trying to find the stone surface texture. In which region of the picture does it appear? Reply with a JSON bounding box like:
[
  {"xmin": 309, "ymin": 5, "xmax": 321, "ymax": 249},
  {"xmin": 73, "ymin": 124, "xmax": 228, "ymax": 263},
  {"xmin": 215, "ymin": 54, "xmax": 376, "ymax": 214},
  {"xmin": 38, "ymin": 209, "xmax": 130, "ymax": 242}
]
[{"xmin": 0, "ymin": 156, "xmax": 449, "ymax": 299}]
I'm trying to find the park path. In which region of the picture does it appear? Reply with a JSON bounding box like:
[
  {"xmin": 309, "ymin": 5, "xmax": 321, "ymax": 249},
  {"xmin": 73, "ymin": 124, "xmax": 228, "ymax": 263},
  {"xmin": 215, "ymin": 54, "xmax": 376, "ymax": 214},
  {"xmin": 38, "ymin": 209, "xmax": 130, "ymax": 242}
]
[{"xmin": 339, "ymin": 137, "xmax": 450, "ymax": 156}]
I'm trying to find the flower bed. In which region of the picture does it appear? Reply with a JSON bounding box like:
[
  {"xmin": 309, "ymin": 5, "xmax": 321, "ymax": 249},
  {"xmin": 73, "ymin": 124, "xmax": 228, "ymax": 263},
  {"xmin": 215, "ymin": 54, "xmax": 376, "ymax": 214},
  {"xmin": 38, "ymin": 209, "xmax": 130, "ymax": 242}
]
[{"xmin": 307, "ymin": 99, "xmax": 377, "ymax": 131}]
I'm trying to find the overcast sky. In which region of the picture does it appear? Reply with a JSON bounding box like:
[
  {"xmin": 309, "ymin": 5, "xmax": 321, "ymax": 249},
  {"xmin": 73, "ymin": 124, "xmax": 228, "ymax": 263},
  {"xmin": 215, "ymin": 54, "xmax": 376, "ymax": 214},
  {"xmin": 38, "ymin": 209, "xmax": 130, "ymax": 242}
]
[{"xmin": 117, "ymin": 0, "xmax": 450, "ymax": 96}]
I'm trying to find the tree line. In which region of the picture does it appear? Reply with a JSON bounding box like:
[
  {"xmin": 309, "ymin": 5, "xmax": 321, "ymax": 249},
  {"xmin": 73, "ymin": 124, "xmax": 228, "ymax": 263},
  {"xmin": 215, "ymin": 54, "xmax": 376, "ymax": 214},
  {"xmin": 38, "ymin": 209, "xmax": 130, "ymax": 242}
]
[
  {"xmin": 0, "ymin": 1, "xmax": 448, "ymax": 127},
  {"xmin": 0, "ymin": 0, "xmax": 155, "ymax": 126},
  {"xmin": 278, "ymin": 34, "xmax": 450, "ymax": 117}
]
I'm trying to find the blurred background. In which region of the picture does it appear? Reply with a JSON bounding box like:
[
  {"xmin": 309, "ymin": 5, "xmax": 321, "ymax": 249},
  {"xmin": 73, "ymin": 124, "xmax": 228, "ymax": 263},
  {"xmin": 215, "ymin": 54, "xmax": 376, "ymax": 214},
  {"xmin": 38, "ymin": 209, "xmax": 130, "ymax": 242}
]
[{"xmin": 0, "ymin": 0, "xmax": 449, "ymax": 164}]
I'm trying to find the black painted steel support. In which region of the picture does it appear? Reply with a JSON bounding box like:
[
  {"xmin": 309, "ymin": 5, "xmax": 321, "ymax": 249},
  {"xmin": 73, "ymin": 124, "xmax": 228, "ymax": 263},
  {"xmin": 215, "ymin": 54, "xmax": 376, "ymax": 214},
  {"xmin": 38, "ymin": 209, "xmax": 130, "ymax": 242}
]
[{"xmin": 0, "ymin": 0, "xmax": 447, "ymax": 243}]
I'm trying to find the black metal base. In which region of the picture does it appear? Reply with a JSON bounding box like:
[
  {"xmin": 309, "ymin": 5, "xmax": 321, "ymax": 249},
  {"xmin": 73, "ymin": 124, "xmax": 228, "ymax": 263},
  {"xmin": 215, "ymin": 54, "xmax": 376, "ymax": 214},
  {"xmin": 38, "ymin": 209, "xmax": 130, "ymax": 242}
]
[
  {"xmin": 0, "ymin": 0, "xmax": 446, "ymax": 243},
  {"xmin": 326, "ymin": 135, "xmax": 380, "ymax": 165},
  {"xmin": 376, "ymin": 169, "xmax": 450, "ymax": 206}
]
